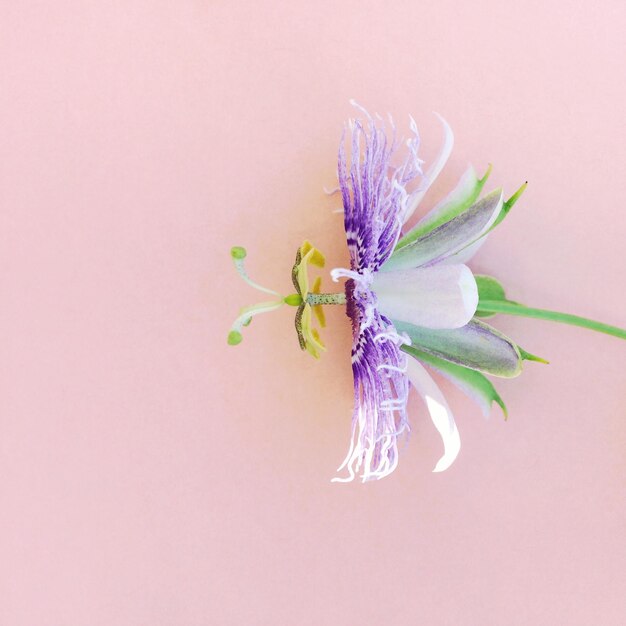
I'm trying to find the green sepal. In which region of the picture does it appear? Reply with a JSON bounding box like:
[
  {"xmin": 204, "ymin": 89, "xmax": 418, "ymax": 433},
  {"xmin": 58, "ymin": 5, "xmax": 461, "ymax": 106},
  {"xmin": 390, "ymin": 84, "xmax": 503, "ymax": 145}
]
[
  {"xmin": 394, "ymin": 318, "xmax": 523, "ymax": 378},
  {"xmin": 402, "ymin": 344, "xmax": 508, "ymax": 419},
  {"xmin": 518, "ymin": 348, "xmax": 549, "ymax": 364}
]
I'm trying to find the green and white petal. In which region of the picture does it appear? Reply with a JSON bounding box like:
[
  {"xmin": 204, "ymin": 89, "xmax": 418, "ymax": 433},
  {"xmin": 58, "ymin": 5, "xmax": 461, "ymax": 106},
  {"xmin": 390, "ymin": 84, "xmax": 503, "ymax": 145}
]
[
  {"xmin": 406, "ymin": 358, "xmax": 460, "ymax": 472},
  {"xmin": 397, "ymin": 163, "xmax": 491, "ymax": 250},
  {"xmin": 384, "ymin": 189, "xmax": 503, "ymax": 272},
  {"xmin": 394, "ymin": 318, "xmax": 523, "ymax": 378},
  {"xmin": 372, "ymin": 264, "xmax": 478, "ymax": 329}
]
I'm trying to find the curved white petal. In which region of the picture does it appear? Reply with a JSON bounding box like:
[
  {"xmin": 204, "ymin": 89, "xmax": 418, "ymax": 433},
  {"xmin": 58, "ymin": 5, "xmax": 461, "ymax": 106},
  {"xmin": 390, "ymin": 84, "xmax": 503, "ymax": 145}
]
[
  {"xmin": 413, "ymin": 164, "xmax": 478, "ymax": 233},
  {"xmin": 403, "ymin": 113, "xmax": 454, "ymax": 224},
  {"xmin": 406, "ymin": 358, "xmax": 460, "ymax": 472},
  {"xmin": 372, "ymin": 264, "xmax": 478, "ymax": 329}
]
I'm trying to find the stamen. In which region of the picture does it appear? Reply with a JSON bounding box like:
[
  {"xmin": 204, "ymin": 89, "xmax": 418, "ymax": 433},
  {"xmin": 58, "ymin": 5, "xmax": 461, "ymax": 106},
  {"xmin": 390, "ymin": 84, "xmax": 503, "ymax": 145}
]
[
  {"xmin": 231, "ymin": 247, "xmax": 281, "ymax": 296},
  {"xmin": 228, "ymin": 299, "xmax": 283, "ymax": 345}
]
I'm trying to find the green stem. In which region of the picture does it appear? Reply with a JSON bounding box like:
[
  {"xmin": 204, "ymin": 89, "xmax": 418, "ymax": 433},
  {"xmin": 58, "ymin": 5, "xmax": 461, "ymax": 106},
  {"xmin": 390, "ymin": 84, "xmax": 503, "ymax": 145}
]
[{"xmin": 477, "ymin": 300, "xmax": 626, "ymax": 340}]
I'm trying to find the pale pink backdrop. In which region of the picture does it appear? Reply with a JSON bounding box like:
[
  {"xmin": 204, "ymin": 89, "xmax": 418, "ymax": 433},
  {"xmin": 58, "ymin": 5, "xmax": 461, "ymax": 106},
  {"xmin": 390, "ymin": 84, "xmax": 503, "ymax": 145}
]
[{"xmin": 1, "ymin": 1, "xmax": 625, "ymax": 624}]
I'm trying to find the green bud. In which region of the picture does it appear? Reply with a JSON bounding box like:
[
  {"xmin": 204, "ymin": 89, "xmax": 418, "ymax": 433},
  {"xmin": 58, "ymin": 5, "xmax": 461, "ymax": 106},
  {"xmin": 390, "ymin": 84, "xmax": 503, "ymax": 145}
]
[
  {"xmin": 227, "ymin": 330, "xmax": 243, "ymax": 345},
  {"xmin": 230, "ymin": 246, "xmax": 247, "ymax": 260}
]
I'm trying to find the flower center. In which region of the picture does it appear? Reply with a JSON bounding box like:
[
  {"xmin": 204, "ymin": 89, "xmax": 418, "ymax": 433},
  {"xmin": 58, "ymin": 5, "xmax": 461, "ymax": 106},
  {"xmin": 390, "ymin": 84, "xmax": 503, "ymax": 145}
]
[{"xmin": 227, "ymin": 241, "xmax": 345, "ymax": 357}]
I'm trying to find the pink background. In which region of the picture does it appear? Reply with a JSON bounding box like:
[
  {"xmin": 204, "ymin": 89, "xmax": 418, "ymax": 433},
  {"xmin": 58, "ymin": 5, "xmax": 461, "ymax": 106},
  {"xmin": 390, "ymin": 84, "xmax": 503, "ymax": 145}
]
[{"xmin": 2, "ymin": 1, "xmax": 625, "ymax": 624}]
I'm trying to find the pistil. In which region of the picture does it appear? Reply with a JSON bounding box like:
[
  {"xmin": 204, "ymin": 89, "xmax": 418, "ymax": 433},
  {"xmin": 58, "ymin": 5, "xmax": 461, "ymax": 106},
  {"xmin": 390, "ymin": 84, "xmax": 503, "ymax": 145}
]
[{"xmin": 306, "ymin": 292, "xmax": 347, "ymax": 306}]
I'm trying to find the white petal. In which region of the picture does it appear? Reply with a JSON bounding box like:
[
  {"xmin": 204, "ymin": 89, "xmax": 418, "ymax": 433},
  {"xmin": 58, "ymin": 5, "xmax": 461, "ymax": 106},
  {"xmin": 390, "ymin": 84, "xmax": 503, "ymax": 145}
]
[
  {"xmin": 372, "ymin": 264, "xmax": 478, "ymax": 329},
  {"xmin": 406, "ymin": 359, "xmax": 460, "ymax": 472},
  {"xmin": 403, "ymin": 113, "xmax": 454, "ymax": 224}
]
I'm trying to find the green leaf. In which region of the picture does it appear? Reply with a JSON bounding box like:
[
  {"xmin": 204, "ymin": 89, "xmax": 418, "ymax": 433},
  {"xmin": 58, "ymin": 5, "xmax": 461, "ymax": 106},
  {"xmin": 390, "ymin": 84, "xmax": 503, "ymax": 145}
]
[
  {"xmin": 395, "ymin": 164, "xmax": 492, "ymax": 251},
  {"xmin": 475, "ymin": 274, "xmax": 506, "ymax": 301},
  {"xmin": 402, "ymin": 345, "xmax": 508, "ymax": 418},
  {"xmin": 393, "ymin": 318, "xmax": 523, "ymax": 378},
  {"xmin": 475, "ymin": 299, "xmax": 626, "ymax": 341},
  {"xmin": 475, "ymin": 274, "xmax": 507, "ymax": 318}
]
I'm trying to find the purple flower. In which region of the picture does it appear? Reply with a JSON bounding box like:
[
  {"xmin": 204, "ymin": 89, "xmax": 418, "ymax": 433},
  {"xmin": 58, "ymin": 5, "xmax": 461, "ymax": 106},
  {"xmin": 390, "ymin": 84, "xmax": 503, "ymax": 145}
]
[
  {"xmin": 331, "ymin": 105, "xmax": 501, "ymax": 482},
  {"xmin": 229, "ymin": 105, "xmax": 625, "ymax": 482}
]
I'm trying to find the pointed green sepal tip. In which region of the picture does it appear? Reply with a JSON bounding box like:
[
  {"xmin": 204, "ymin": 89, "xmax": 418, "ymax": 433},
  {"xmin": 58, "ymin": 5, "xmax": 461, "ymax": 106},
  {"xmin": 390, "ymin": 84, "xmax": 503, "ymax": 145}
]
[
  {"xmin": 230, "ymin": 246, "xmax": 247, "ymax": 260},
  {"xmin": 479, "ymin": 162, "xmax": 493, "ymax": 183},
  {"xmin": 227, "ymin": 330, "xmax": 243, "ymax": 345},
  {"xmin": 519, "ymin": 347, "xmax": 549, "ymax": 364},
  {"xmin": 490, "ymin": 181, "xmax": 528, "ymax": 230},
  {"xmin": 284, "ymin": 293, "xmax": 303, "ymax": 306},
  {"xmin": 504, "ymin": 181, "xmax": 528, "ymax": 210},
  {"xmin": 494, "ymin": 394, "xmax": 509, "ymax": 420}
]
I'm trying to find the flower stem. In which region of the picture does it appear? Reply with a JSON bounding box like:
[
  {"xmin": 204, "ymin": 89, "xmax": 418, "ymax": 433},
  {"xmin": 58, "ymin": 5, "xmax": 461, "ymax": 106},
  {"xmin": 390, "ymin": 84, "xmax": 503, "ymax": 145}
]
[
  {"xmin": 306, "ymin": 292, "xmax": 347, "ymax": 306},
  {"xmin": 476, "ymin": 300, "xmax": 626, "ymax": 340}
]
